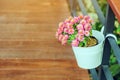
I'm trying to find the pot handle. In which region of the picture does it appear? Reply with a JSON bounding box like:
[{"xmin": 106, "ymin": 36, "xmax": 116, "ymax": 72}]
[
  {"xmin": 100, "ymin": 26, "xmax": 104, "ymax": 34},
  {"xmin": 100, "ymin": 26, "xmax": 117, "ymax": 42},
  {"xmin": 106, "ymin": 34, "xmax": 117, "ymax": 42}
]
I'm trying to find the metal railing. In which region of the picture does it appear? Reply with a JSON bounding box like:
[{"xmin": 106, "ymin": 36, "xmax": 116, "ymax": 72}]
[{"xmin": 68, "ymin": 0, "xmax": 120, "ymax": 80}]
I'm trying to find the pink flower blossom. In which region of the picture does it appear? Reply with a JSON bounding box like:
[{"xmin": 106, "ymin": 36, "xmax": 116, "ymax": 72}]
[
  {"xmin": 77, "ymin": 35, "xmax": 84, "ymax": 41},
  {"xmin": 55, "ymin": 32, "xmax": 59, "ymax": 39},
  {"xmin": 68, "ymin": 28, "xmax": 74, "ymax": 34},
  {"xmin": 66, "ymin": 25, "xmax": 72, "ymax": 29},
  {"xmin": 58, "ymin": 34, "xmax": 63, "ymax": 41},
  {"xmin": 88, "ymin": 19, "xmax": 93, "ymax": 23},
  {"xmin": 84, "ymin": 15, "xmax": 90, "ymax": 20},
  {"xmin": 80, "ymin": 19, "xmax": 86, "ymax": 25},
  {"xmin": 64, "ymin": 17, "xmax": 73, "ymax": 24},
  {"xmin": 68, "ymin": 16, "xmax": 73, "ymax": 20},
  {"xmin": 62, "ymin": 35, "xmax": 69, "ymax": 40},
  {"xmin": 66, "ymin": 23, "xmax": 72, "ymax": 26},
  {"xmin": 61, "ymin": 38, "xmax": 67, "ymax": 45},
  {"xmin": 66, "ymin": 23, "xmax": 72, "ymax": 28},
  {"xmin": 84, "ymin": 31, "xmax": 90, "ymax": 36},
  {"xmin": 73, "ymin": 17, "xmax": 79, "ymax": 23},
  {"xmin": 58, "ymin": 23, "xmax": 64, "ymax": 32},
  {"xmin": 78, "ymin": 30, "xmax": 84, "ymax": 35},
  {"xmin": 77, "ymin": 24, "xmax": 84, "ymax": 30},
  {"xmin": 58, "ymin": 22, "xmax": 63, "ymax": 28},
  {"xmin": 61, "ymin": 35, "xmax": 69, "ymax": 45},
  {"xmin": 79, "ymin": 15, "xmax": 84, "ymax": 19},
  {"xmin": 56, "ymin": 15, "xmax": 93, "ymax": 47},
  {"xmin": 84, "ymin": 16, "xmax": 93, "ymax": 23},
  {"xmin": 70, "ymin": 19, "xmax": 76, "ymax": 24},
  {"xmin": 71, "ymin": 39, "xmax": 79, "ymax": 47},
  {"xmin": 57, "ymin": 28, "xmax": 63, "ymax": 34},
  {"xmin": 64, "ymin": 28, "xmax": 68, "ymax": 33},
  {"xmin": 64, "ymin": 35, "xmax": 69, "ymax": 39},
  {"xmin": 84, "ymin": 23, "xmax": 92, "ymax": 31}
]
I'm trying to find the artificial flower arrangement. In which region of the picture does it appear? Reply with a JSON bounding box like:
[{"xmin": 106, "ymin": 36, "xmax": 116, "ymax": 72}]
[{"xmin": 56, "ymin": 15, "xmax": 97, "ymax": 47}]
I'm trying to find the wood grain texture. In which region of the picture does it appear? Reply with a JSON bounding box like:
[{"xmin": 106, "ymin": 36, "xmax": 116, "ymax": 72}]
[
  {"xmin": 0, "ymin": 0, "xmax": 90, "ymax": 80},
  {"xmin": 0, "ymin": 59, "xmax": 89, "ymax": 80},
  {"xmin": 0, "ymin": 0, "xmax": 71, "ymax": 59},
  {"xmin": 108, "ymin": 0, "xmax": 120, "ymax": 22}
]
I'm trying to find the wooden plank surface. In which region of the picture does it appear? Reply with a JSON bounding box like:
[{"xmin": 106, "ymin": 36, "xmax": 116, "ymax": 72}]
[
  {"xmin": 0, "ymin": 59, "xmax": 89, "ymax": 80},
  {"xmin": 108, "ymin": 0, "xmax": 120, "ymax": 22},
  {"xmin": 0, "ymin": 0, "xmax": 90, "ymax": 80}
]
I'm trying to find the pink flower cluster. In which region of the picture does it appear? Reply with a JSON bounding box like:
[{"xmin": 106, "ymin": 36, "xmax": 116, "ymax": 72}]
[{"xmin": 56, "ymin": 15, "xmax": 93, "ymax": 47}]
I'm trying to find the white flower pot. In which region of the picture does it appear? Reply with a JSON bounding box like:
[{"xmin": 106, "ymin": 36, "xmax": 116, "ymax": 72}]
[{"xmin": 72, "ymin": 30, "xmax": 105, "ymax": 69}]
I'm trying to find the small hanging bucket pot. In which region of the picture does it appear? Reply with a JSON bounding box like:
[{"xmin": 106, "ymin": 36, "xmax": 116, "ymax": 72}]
[{"xmin": 72, "ymin": 30, "xmax": 105, "ymax": 69}]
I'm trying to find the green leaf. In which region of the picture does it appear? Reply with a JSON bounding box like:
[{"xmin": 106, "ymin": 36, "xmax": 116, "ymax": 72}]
[
  {"xmin": 83, "ymin": 40, "xmax": 87, "ymax": 47},
  {"xmin": 110, "ymin": 64, "xmax": 120, "ymax": 76},
  {"xmin": 67, "ymin": 40, "xmax": 72, "ymax": 44},
  {"xmin": 73, "ymin": 24, "xmax": 77, "ymax": 28},
  {"xmin": 111, "ymin": 57, "xmax": 117, "ymax": 63},
  {"xmin": 90, "ymin": 30, "xmax": 92, "ymax": 36},
  {"xmin": 79, "ymin": 42, "xmax": 84, "ymax": 47}
]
